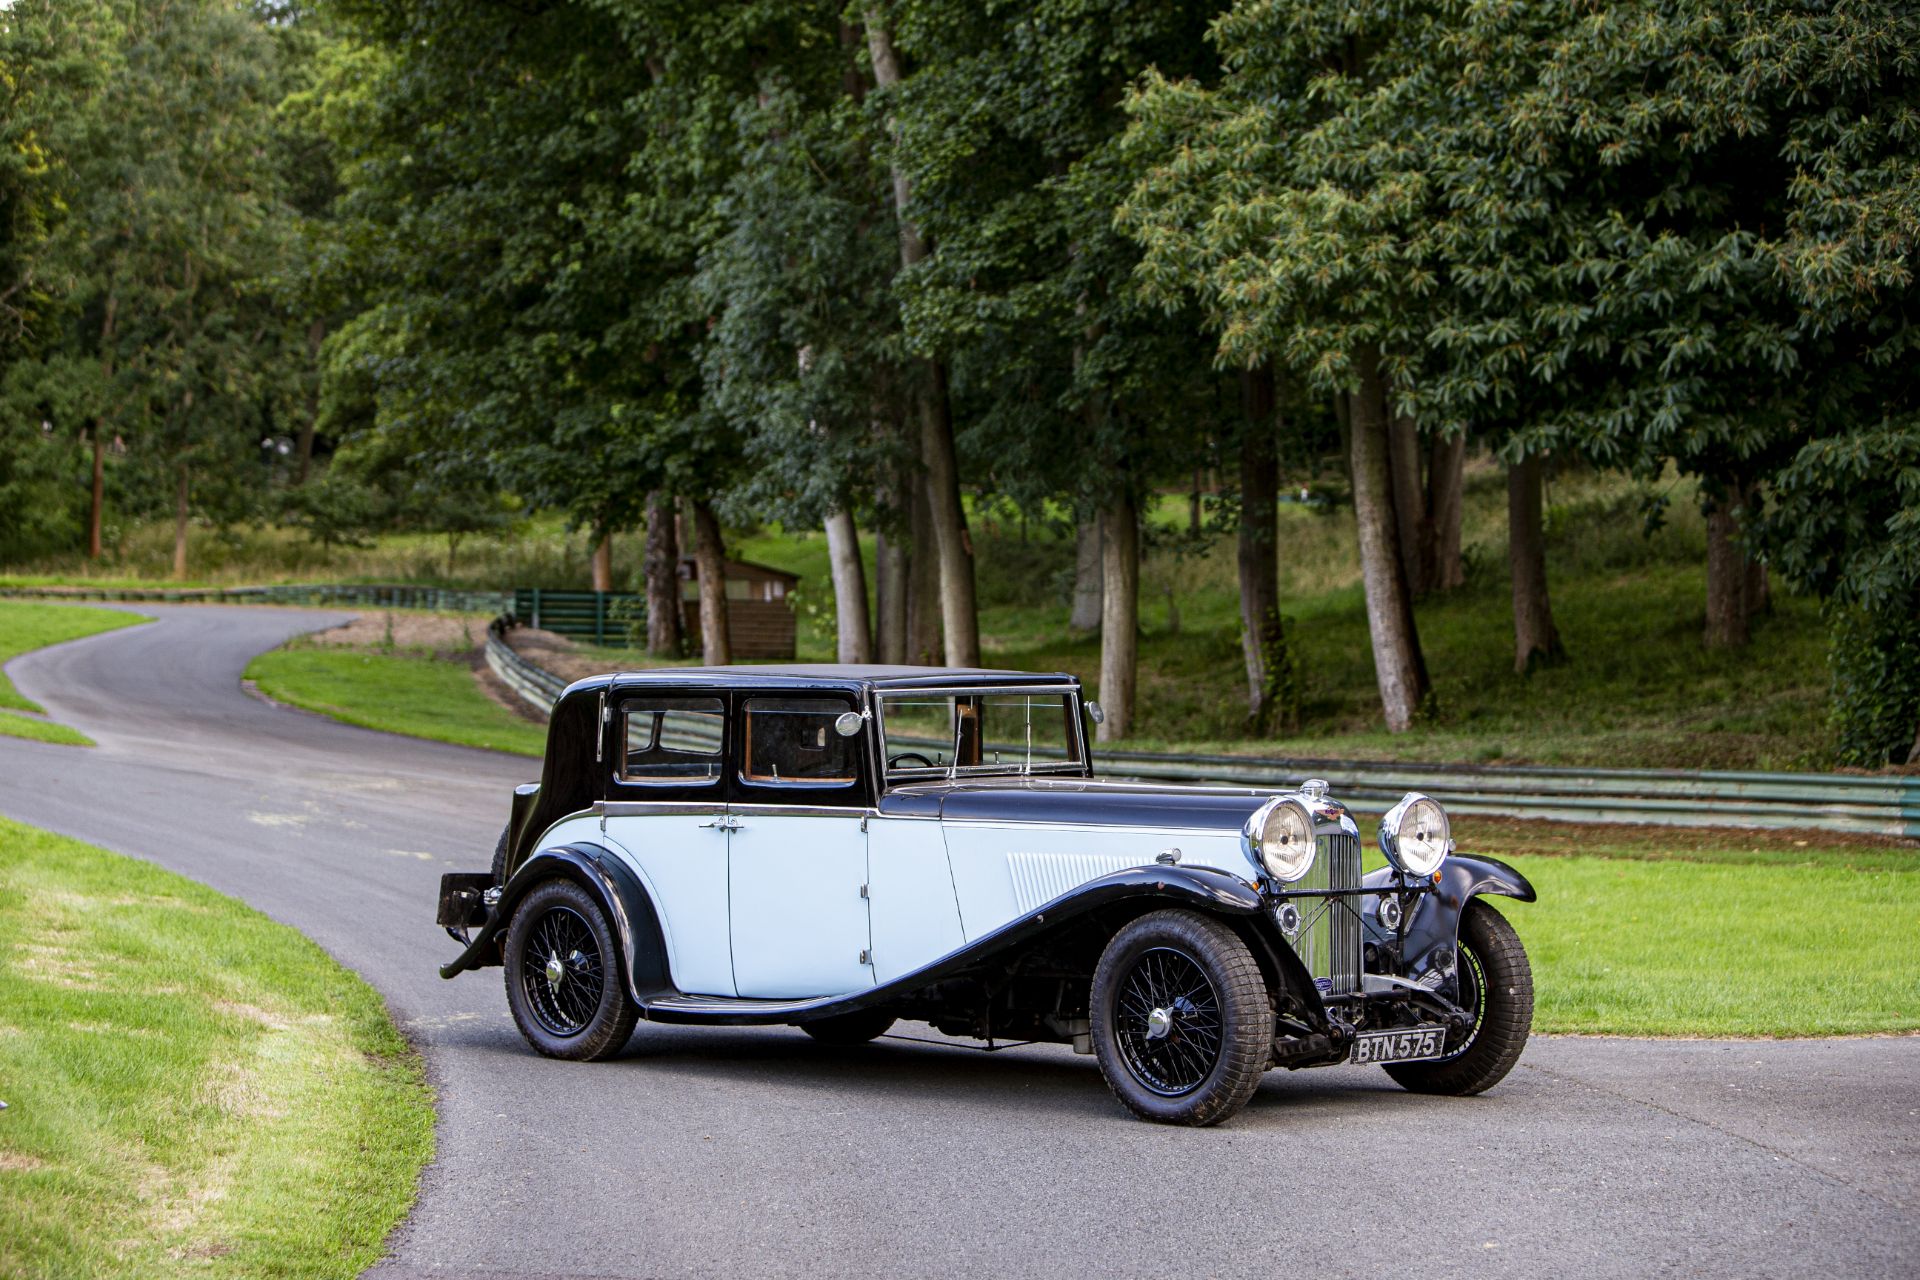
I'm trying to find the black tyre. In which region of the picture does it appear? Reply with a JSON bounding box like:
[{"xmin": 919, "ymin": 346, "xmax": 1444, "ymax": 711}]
[
  {"xmin": 490, "ymin": 822, "xmax": 511, "ymax": 885},
  {"xmin": 800, "ymin": 1009, "xmax": 896, "ymax": 1045},
  {"xmin": 1386, "ymin": 899, "xmax": 1532, "ymax": 1096},
  {"xmin": 503, "ymin": 879, "xmax": 639, "ymax": 1061},
  {"xmin": 1091, "ymin": 909, "xmax": 1275, "ymax": 1126}
]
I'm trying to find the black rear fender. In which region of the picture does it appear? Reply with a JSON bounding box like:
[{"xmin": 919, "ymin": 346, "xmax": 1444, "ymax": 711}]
[{"xmin": 439, "ymin": 843, "xmax": 671, "ymax": 1003}]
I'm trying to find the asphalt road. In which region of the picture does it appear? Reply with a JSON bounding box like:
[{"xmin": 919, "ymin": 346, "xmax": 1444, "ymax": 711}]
[{"xmin": 2, "ymin": 604, "xmax": 1915, "ymax": 1279}]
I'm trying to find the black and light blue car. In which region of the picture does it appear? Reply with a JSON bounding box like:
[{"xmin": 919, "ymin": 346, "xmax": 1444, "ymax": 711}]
[{"xmin": 437, "ymin": 665, "xmax": 1535, "ymax": 1125}]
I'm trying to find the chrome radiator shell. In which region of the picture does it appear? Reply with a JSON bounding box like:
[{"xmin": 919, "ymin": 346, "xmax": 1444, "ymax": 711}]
[{"xmin": 1282, "ymin": 830, "xmax": 1363, "ymax": 997}]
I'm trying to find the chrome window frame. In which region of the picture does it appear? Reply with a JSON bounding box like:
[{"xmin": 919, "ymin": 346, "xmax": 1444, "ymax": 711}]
[
  {"xmin": 610, "ymin": 694, "xmax": 727, "ymax": 790},
  {"xmin": 874, "ymin": 685, "xmax": 1090, "ymax": 788}
]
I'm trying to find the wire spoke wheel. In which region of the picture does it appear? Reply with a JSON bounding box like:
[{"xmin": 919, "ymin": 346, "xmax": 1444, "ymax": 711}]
[
  {"xmin": 1384, "ymin": 900, "xmax": 1532, "ymax": 1097},
  {"xmin": 519, "ymin": 905, "xmax": 606, "ymax": 1037},
  {"xmin": 1440, "ymin": 939, "xmax": 1487, "ymax": 1061},
  {"xmin": 1112, "ymin": 946, "xmax": 1224, "ymax": 1097}
]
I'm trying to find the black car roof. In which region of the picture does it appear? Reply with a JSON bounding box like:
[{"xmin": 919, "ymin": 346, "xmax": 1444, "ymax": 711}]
[{"xmin": 594, "ymin": 664, "xmax": 1079, "ymax": 693}]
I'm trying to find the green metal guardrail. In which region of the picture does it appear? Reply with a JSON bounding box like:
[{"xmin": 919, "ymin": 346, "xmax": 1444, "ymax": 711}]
[{"xmin": 510, "ymin": 588, "xmax": 643, "ymax": 647}]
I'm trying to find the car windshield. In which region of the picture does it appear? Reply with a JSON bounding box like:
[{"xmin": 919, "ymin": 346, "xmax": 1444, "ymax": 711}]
[{"xmin": 878, "ymin": 689, "xmax": 1084, "ymax": 783}]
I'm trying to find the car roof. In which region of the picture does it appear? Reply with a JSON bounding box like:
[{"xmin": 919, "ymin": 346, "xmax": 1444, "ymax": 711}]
[{"xmin": 589, "ymin": 664, "xmax": 1079, "ymax": 694}]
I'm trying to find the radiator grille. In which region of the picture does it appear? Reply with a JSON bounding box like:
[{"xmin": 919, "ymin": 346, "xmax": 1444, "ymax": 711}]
[{"xmin": 1287, "ymin": 831, "xmax": 1362, "ymax": 997}]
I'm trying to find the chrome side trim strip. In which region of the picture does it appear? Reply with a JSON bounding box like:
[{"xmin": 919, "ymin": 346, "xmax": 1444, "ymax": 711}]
[
  {"xmin": 601, "ymin": 801, "xmax": 727, "ymax": 819},
  {"xmin": 727, "ymin": 803, "xmax": 880, "ymax": 819}
]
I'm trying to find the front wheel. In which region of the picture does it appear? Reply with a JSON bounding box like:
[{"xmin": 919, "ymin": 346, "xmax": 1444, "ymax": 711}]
[
  {"xmin": 503, "ymin": 879, "xmax": 638, "ymax": 1061},
  {"xmin": 1091, "ymin": 910, "xmax": 1274, "ymax": 1126},
  {"xmin": 1385, "ymin": 899, "xmax": 1532, "ymax": 1095}
]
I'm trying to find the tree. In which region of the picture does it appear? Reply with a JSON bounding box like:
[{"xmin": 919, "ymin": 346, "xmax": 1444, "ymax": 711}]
[
  {"xmin": 1120, "ymin": 3, "xmax": 1440, "ymax": 731},
  {"xmin": 881, "ymin": 0, "xmax": 1225, "ymax": 735},
  {"xmin": 864, "ymin": 9, "xmax": 980, "ymax": 668}
]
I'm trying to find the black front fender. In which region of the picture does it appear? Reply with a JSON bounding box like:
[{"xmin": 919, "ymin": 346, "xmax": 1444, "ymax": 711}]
[
  {"xmin": 1362, "ymin": 853, "xmax": 1534, "ymax": 988},
  {"xmin": 438, "ymin": 842, "xmax": 671, "ymax": 1004}
]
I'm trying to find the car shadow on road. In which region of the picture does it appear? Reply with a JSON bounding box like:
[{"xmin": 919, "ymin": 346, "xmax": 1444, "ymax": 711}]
[{"xmin": 441, "ymin": 1017, "xmax": 1457, "ymax": 1127}]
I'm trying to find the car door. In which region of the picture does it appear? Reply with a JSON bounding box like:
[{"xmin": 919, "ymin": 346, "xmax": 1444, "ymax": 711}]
[
  {"xmin": 727, "ymin": 694, "xmax": 876, "ymax": 999},
  {"xmin": 601, "ymin": 693, "xmax": 737, "ymax": 996}
]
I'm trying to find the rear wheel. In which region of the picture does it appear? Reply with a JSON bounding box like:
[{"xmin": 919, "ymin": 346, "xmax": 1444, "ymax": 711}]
[
  {"xmin": 1091, "ymin": 909, "xmax": 1274, "ymax": 1126},
  {"xmin": 1385, "ymin": 899, "xmax": 1532, "ymax": 1095},
  {"xmin": 801, "ymin": 1009, "xmax": 896, "ymax": 1045},
  {"xmin": 503, "ymin": 879, "xmax": 638, "ymax": 1061}
]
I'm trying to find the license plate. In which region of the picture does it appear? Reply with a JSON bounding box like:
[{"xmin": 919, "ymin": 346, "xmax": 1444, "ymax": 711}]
[{"xmin": 1351, "ymin": 1025, "xmax": 1447, "ymax": 1065}]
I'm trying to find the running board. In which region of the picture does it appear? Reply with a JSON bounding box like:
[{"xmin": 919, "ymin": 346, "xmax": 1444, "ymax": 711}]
[{"xmin": 643, "ymin": 992, "xmax": 859, "ymax": 1025}]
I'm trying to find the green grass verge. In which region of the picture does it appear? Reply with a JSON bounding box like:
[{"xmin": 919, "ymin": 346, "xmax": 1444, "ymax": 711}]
[
  {"xmin": 0, "ymin": 602, "xmax": 144, "ymax": 712},
  {"xmin": 0, "ymin": 817, "xmax": 433, "ymax": 1278},
  {"xmin": 246, "ymin": 646, "xmax": 545, "ymax": 757},
  {"xmin": 1506, "ymin": 851, "xmax": 1920, "ymax": 1036},
  {"xmin": 0, "ymin": 710, "xmax": 92, "ymax": 747}
]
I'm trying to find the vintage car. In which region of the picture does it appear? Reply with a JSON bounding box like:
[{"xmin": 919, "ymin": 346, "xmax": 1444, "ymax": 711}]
[{"xmin": 436, "ymin": 666, "xmax": 1535, "ymax": 1126}]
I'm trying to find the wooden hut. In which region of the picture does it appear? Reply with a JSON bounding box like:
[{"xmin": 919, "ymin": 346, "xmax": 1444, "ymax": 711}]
[{"xmin": 679, "ymin": 557, "xmax": 799, "ymax": 659}]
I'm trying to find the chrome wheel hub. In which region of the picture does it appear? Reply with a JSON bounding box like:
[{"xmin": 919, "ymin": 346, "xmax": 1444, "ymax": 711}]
[
  {"xmin": 545, "ymin": 953, "xmax": 565, "ymax": 986},
  {"xmin": 1145, "ymin": 1007, "xmax": 1173, "ymax": 1040}
]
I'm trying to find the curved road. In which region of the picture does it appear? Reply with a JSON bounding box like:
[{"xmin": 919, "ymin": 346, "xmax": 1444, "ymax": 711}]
[{"xmin": 1, "ymin": 605, "xmax": 1915, "ymax": 1279}]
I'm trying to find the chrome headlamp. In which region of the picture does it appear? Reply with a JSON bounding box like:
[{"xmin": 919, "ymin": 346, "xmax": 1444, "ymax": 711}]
[
  {"xmin": 1244, "ymin": 796, "xmax": 1316, "ymax": 883},
  {"xmin": 1379, "ymin": 792, "xmax": 1451, "ymax": 878}
]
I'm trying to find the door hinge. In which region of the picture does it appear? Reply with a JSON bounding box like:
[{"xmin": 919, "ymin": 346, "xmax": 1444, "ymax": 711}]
[
  {"xmin": 859, "ymin": 883, "xmax": 869, "ymax": 899},
  {"xmin": 859, "ymin": 815, "xmax": 869, "ymax": 833},
  {"xmin": 858, "ymin": 949, "xmax": 871, "ymax": 966}
]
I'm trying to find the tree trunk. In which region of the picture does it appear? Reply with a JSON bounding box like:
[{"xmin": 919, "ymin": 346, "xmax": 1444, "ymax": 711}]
[
  {"xmin": 296, "ymin": 317, "xmax": 325, "ymax": 484},
  {"xmin": 590, "ymin": 529, "xmax": 613, "ymax": 593},
  {"xmin": 1508, "ymin": 453, "xmax": 1565, "ymax": 674},
  {"xmin": 1429, "ymin": 431, "xmax": 1466, "ymax": 590},
  {"xmin": 644, "ymin": 491, "xmax": 682, "ymax": 657},
  {"xmin": 88, "ymin": 431, "xmax": 105, "ymax": 560},
  {"xmin": 1704, "ymin": 486, "xmax": 1750, "ymax": 649},
  {"xmin": 88, "ymin": 294, "xmax": 118, "ymax": 560},
  {"xmin": 1189, "ymin": 469, "xmax": 1203, "ymax": 534},
  {"xmin": 1069, "ymin": 517, "xmax": 1103, "ymax": 632},
  {"xmin": 1743, "ymin": 481, "xmax": 1770, "ymax": 618},
  {"xmin": 1097, "ymin": 491, "xmax": 1139, "ymax": 742},
  {"xmin": 688, "ymin": 498, "xmax": 731, "ymax": 666},
  {"xmin": 917, "ymin": 345, "xmax": 977, "ymax": 666},
  {"xmin": 906, "ymin": 475, "xmax": 941, "ymax": 664},
  {"xmin": 874, "ymin": 528, "xmax": 909, "ymax": 664},
  {"xmin": 1908, "ymin": 716, "xmax": 1920, "ymax": 768},
  {"xmin": 825, "ymin": 508, "xmax": 874, "ymax": 663},
  {"xmin": 1387, "ymin": 408, "xmax": 1434, "ymax": 597},
  {"xmin": 866, "ymin": 12, "xmax": 979, "ymax": 669},
  {"xmin": 172, "ymin": 463, "xmax": 190, "ymax": 581},
  {"xmin": 1238, "ymin": 366, "xmax": 1293, "ymax": 732},
  {"xmin": 1349, "ymin": 348, "xmax": 1431, "ymax": 731}
]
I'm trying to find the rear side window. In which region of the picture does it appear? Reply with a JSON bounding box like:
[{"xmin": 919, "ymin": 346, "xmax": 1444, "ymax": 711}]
[
  {"xmin": 742, "ymin": 697, "xmax": 859, "ymax": 787},
  {"xmin": 618, "ymin": 697, "xmax": 724, "ymax": 786}
]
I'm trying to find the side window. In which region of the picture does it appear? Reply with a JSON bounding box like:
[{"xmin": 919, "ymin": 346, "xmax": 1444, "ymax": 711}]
[
  {"xmin": 742, "ymin": 697, "xmax": 859, "ymax": 787},
  {"xmin": 617, "ymin": 697, "xmax": 724, "ymax": 786}
]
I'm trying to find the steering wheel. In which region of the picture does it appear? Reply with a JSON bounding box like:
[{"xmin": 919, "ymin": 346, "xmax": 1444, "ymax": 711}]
[{"xmin": 888, "ymin": 751, "xmax": 936, "ymax": 770}]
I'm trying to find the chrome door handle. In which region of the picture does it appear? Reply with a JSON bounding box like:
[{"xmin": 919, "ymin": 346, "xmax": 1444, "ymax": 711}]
[{"xmin": 700, "ymin": 816, "xmax": 741, "ymax": 831}]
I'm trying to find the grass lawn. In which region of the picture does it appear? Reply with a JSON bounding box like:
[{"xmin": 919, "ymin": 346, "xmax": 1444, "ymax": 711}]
[
  {"xmin": 0, "ymin": 818, "xmax": 433, "ymax": 1278},
  {"xmin": 0, "ymin": 710, "xmax": 92, "ymax": 747},
  {"xmin": 1504, "ymin": 850, "xmax": 1919, "ymax": 1036},
  {"xmin": 247, "ymin": 646, "xmax": 545, "ymax": 757},
  {"xmin": 0, "ymin": 601, "xmax": 144, "ymax": 712}
]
